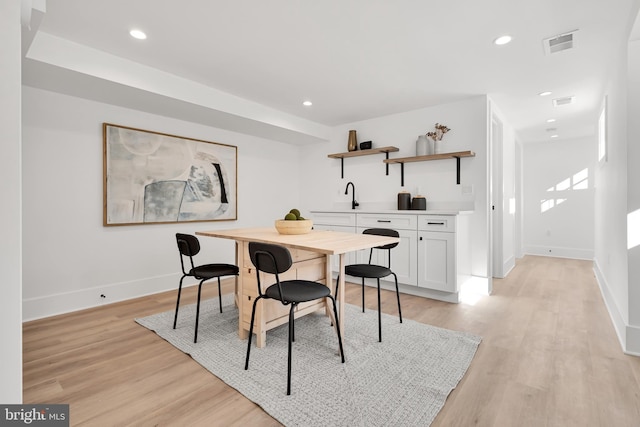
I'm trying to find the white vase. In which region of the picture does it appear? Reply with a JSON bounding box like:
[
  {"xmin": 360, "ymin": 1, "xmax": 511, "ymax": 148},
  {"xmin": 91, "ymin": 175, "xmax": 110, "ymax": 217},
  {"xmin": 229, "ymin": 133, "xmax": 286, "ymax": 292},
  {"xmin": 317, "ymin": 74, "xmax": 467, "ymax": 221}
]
[
  {"xmin": 434, "ymin": 140, "xmax": 442, "ymax": 154},
  {"xmin": 416, "ymin": 135, "xmax": 429, "ymax": 156}
]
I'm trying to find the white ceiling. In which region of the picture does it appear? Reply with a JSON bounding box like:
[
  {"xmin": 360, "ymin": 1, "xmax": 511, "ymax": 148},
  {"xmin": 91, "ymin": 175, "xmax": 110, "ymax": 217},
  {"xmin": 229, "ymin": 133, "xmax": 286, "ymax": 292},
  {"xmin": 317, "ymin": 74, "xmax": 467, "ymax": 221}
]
[{"xmin": 21, "ymin": 0, "xmax": 639, "ymax": 144}]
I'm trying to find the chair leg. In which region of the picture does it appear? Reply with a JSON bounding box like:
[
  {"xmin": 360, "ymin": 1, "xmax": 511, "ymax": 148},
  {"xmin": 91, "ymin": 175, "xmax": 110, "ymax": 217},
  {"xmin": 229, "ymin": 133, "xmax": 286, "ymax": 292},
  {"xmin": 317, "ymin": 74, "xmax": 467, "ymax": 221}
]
[
  {"xmin": 245, "ymin": 296, "xmax": 262, "ymax": 370},
  {"xmin": 328, "ymin": 295, "xmax": 345, "ymax": 363},
  {"xmin": 393, "ymin": 272, "xmax": 402, "ymax": 323},
  {"xmin": 377, "ymin": 279, "xmax": 382, "ymax": 342},
  {"xmin": 362, "ymin": 278, "xmax": 366, "ymax": 312},
  {"xmin": 194, "ymin": 279, "xmax": 206, "ymax": 343},
  {"xmin": 173, "ymin": 276, "xmax": 186, "ymax": 329},
  {"xmin": 287, "ymin": 303, "xmax": 296, "ymax": 395},
  {"xmin": 217, "ymin": 277, "xmax": 223, "ymax": 313}
]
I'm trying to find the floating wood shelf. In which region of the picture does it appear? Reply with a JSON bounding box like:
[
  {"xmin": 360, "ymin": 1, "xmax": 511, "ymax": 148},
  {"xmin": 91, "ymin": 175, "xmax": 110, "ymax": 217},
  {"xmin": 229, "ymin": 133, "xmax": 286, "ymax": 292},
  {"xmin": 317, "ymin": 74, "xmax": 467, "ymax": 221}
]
[
  {"xmin": 328, "ymin": 146, "xmax": 399, "ymax": 178},
  {"xmin": 384, "ymin": 150, "xmax": 476, "ymax": 186}
]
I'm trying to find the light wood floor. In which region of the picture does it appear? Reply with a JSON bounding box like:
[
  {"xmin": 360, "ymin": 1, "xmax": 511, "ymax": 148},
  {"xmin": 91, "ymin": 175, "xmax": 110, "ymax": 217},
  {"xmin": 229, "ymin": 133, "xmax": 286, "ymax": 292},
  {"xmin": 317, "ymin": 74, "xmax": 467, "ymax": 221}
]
[{"xmin": 23, "ymin": 256, "xmax": 640, "ymax": 426}]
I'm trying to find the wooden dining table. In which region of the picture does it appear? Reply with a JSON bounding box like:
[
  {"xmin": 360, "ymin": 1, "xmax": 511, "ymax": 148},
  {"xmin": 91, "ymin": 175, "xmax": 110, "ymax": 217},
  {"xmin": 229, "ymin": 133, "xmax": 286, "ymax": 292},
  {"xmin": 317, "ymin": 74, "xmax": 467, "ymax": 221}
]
[{"xmin": 196, "ymin": 227, "xmax": 399, "ymax": 348}]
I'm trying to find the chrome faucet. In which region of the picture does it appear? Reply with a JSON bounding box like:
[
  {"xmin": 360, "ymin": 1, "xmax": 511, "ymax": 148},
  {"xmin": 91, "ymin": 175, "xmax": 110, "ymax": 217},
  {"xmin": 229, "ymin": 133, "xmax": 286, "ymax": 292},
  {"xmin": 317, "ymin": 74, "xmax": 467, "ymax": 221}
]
[{"xmin": 345, "ymin": 181, "xmax": 359, "ymax": 210}]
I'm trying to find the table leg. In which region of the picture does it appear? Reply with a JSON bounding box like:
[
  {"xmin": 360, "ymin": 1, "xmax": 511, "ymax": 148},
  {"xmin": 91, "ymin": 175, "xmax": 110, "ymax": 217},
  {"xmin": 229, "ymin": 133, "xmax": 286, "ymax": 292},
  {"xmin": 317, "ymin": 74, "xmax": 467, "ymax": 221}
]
[
  {"xmin": 234, "ymin": 241, "xmax": 239, "ymax": 308},
  {"xmin": 325, "ymin": 254, "xmax": 333, "ymax": 319},
  {"xmin": 237, "ymin": 241, "xmax": 248, "ymax": 340},
  {"xmin": 337, "ymin": 253, "xmax": 345, "ymax": 337}
]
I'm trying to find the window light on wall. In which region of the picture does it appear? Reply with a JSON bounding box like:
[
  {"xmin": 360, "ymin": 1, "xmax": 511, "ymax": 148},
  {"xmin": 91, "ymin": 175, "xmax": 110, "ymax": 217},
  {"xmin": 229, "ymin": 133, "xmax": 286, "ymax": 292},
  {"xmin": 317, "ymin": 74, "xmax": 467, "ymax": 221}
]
[{"xmin": 598, "ymin": 97, "xmax": 608, "ymax": 162}]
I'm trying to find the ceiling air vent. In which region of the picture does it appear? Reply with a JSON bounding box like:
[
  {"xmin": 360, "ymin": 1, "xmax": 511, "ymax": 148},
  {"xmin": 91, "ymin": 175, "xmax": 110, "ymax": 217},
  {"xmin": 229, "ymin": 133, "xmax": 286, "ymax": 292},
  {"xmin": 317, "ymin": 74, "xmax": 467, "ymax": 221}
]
[
  {"xmin": 553, "ymin": 96, "xmax": 574, "ymax": 107},
  {"xmin": 543, "ymin": 30, "xmax": 578, "ymax": 55}
]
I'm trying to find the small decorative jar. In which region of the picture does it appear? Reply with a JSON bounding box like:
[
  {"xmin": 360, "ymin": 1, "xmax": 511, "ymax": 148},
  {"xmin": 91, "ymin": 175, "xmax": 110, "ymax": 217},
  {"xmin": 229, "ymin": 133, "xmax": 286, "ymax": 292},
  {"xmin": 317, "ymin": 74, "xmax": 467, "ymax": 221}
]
[
  {"xmin": 397, "ymin": 191, "xmax": 411, "ymax": 210},
  {"xmin": 411, "ymin": 195, "xmax": 427, "ymax": 210}
]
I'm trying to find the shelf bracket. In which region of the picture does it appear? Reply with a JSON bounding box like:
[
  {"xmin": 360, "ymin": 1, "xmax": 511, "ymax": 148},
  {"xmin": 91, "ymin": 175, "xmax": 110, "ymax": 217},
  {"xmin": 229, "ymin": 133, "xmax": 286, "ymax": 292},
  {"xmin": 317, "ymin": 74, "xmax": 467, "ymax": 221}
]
[
  {"xmin": 400, "ymin": 162, "xmax": 405, "ymax": 187},
  {"xmin": 340, "ymin": 158, "xmax": 344, "ymax": 179},
  {"xmin": 385, "ymin": 152, "xmax": 390, "ymax": 175},
  {"xmin": 455, "ymin": 156, "xmax": 461, "ymax": 185}
]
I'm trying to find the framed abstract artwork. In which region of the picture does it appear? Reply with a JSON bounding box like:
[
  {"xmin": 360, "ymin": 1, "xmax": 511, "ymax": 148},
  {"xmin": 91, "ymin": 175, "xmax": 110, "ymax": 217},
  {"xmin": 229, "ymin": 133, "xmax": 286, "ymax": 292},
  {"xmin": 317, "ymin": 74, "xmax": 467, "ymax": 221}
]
[{"xmin": 103, "ymin": 123, "xmax": 237, "ymax": 226}]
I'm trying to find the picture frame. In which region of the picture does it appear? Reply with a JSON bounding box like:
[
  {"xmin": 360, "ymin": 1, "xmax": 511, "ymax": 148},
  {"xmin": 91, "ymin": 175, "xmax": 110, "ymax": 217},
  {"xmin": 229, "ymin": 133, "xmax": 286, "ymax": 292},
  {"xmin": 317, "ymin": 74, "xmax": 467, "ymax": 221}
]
[{"xmin": 103, "ymin": 123, "xmax": 237, "ymax": 226}]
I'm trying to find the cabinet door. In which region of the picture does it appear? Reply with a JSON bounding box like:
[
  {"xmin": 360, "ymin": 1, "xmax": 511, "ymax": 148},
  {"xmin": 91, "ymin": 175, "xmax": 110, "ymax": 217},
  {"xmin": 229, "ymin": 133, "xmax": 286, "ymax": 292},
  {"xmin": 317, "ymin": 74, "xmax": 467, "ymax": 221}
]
[
  {"xmin": 313, "ymin": 224, "xmax": 357, "ymax": 272},
  {"xmin": 417, "ymin": 231, "xmax": 456, "ymax": 292},
  {"xmin": 356, "ymin": 227, "xmax": 417, "ymax": 286}
]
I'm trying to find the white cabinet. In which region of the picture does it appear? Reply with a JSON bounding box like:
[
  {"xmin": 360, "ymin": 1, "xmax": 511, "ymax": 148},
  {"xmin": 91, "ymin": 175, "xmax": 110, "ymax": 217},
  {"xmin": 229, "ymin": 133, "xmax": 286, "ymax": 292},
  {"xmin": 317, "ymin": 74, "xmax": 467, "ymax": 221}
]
[
  {"xmin": 417, "ymin": 231, "xmax": 455, "ymax": 292},
  {"xmin": 312, "ymin": 211, "xmax": 357, "ymax": 228},
  {"xmin": 356, "ymin": 216, "xmax": 417, "ymax": 286},
  {"xmin": 310, "ymin": 210, "xmax": 469, "ymax": 303},
  {"xmin": 312, "ymin": 212, "xmax": 357, "ymax": 272},
  {"xmin": 356, "ymin": 213, "xmax": 417, "ymax": 230},
  {"xmin": 417, "ymin": 215, "xmax": 457, "ymax": 292}
]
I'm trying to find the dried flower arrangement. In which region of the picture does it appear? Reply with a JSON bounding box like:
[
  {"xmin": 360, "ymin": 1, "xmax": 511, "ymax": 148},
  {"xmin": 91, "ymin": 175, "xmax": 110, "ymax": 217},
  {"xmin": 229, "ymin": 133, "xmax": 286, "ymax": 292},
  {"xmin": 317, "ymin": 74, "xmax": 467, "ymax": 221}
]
[{"xmin": 426, "ymin": 123, "xmax": 451, "ymax": 142}]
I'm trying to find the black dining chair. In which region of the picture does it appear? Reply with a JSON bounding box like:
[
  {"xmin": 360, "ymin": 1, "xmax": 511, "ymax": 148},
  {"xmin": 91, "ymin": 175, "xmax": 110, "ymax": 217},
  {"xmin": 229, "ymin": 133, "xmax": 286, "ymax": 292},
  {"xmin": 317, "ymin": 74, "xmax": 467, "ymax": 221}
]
[
  {"xmin": 173, "ymin": 233, "xmax": 239, "ymax": 343},
  {"xmin": 335, "ymin": 228, "xmax": 403, "ymax": 342},
  {"xmin": 245, "ymin": 242, "xmax": 345, "ymax": 395}
]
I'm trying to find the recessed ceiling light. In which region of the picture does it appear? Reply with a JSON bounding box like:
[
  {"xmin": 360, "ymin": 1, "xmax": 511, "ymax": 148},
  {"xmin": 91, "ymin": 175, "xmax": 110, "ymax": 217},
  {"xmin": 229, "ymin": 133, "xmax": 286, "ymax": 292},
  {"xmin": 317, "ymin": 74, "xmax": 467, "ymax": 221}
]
[
  {"xmin": 539, "ymin": 91, "xmax": 552, "ymax": 97},
  {"xmin": 494, "ymin": 35, "xmax": 512, "ymax": 46},
  {"xmin": 547, "ymin": 118, "xmax": 556, "ymax": 123},
  {"xmin": 303, "ymin": 101, "xmax": 312, "ymax": 106},
  {"xmin": 129, "ymin": 29, "xmax": 147, "ymax": 40},
  {"xmin": 550, "ymin": 134, "xmax": 559, "ymax": 138}
]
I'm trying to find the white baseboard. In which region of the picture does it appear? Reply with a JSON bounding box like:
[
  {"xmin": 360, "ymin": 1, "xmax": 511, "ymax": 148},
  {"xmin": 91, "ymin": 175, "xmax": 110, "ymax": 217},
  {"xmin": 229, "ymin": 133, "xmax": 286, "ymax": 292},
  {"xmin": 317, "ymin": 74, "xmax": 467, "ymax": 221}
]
[
  {"xmin": 23, "ymin": 273, "xmax": 185, "ymax": 321},
  {"xmin": 493, "ymin": 256, "xmax": 516, "ymax": 279},
  {"xmin": 626, "ymin": 324, "xmax": 640, "ymax": 356},
  {"xmin": 498, "ymin": 255, "xmax": 516, "ymax": 278},
  {"xmin": 592, "ymin": 259, "xmax": 636, "ymax": 355},
  {"xmin": 524, "ymin": 245, "xmax": 593, "ymax": 260}
]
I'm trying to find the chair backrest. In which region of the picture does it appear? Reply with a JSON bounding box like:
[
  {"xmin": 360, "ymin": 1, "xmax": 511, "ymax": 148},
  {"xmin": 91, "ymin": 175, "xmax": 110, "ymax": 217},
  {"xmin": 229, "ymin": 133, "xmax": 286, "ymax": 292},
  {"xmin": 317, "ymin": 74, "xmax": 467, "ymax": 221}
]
[
  {"xmin": 176, "ymin": 233, "xmax": 201, "ymax": 256},
  {"xmin": 248, "ymin": 242, "xmax": 293, "ymax": 302},
  {"xmin": 248, "ymin": 242, "xmax": 293, "ymax": 274},
  {"xmin": 176, "ymin": 233, "xmax": 200, "ymax": 274},
  {"xmin": 363, "ymin": 228, "xmax": 399, "ymax": 266},
  {"xmin": 363, "ymin": 228, "xmax": 400, "ymax": 250}
]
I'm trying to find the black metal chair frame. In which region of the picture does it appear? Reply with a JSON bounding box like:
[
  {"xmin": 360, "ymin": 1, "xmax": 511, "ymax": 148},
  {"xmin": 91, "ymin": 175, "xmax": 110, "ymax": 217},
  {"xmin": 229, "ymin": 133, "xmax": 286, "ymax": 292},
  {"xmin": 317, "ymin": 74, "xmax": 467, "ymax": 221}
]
[
  {"xmin": 336, "ymin": 228, "xmax": 403, "ymax": 342},
  {"xmin": 173, "ymin": 233, "xmax": 239, "ymax": 343},
  {"xmin": 245, "ymin": 242, "xmax": 345, "ymax": 395}
]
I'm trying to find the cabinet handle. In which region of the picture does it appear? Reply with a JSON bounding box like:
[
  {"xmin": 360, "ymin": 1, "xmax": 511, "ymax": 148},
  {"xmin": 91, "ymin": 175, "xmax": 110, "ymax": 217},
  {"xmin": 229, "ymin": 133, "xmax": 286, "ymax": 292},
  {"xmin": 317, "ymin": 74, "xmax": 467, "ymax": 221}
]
[
  {"xmin": 419, "ymin": 236, "xmax": 423, "ymax": 241},
  {"xmin": 377, "ymin": 220, "xmax": 392, "ymax": 223},
  {"xmin": 427, "ymin": 222, "xmax": 445, "ymax": 225}
]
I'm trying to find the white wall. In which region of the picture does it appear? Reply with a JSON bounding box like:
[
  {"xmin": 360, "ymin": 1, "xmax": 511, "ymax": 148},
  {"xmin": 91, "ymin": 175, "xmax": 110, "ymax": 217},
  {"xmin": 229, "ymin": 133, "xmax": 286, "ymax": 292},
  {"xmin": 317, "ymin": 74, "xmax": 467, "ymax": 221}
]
[
  {"xmin": 489, "ymin": 100, "xmax": 517, "ymax": 278},
  {"xmin": 21, "ymin": 86, "xmax": 304, "ymax": 320},
  {"xmin": 514, "ymin": 139, "xmax": 524, "ymax": 259},
  {"xmin": 501, "ymin": 122, "xmax": 516, "ymax": 273},
  {"xmin": 626, "ymin": 30, "xmax": 640, "ymax": 350},
  {"xmin": 594, "ymin": 33, "xmax": 632, "ymax": 351},
  {"xmin": 523, "ymin": 137, "xmax": 595, "ymax": 259},
  {"xmin": 0, "ymin": 0, "xmax": 23, "ymax": 403},
  {"xmin": 300, "ymin": 96, "xmax": 489, "ymax": 279}
]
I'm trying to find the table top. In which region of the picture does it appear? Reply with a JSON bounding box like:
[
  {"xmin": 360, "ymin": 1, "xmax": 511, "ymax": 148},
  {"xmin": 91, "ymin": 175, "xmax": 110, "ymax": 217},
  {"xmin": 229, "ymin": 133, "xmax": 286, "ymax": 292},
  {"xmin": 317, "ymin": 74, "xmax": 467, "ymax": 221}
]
[{"xmin": 196, "ymin": 227, "xmax": 399, "ymax": 255}]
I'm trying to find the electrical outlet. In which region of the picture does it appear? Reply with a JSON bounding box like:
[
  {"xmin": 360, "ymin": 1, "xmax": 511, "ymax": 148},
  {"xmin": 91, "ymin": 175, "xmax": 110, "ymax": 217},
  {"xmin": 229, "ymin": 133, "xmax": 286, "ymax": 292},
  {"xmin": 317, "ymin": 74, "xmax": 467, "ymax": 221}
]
[
  {"xmin": 461, "ymin": 184, "xmax": 473, "ymax": 195},
  {"xmin": 99, "ymin": 293, "xmax": 107, "ymax": 304}
]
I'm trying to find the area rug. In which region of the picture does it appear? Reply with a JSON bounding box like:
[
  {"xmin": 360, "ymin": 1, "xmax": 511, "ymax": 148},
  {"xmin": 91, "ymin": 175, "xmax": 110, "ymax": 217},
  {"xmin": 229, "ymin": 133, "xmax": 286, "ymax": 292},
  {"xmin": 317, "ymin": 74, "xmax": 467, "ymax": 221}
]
[{"xmin": 136, "ymin": 295, "xmax": 481, "ymax": 426}]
